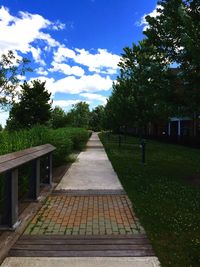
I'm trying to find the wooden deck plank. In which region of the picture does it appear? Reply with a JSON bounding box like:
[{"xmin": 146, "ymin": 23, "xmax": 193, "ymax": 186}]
[
  {"xmin": 9, "ymin": 234, "xmax": 155, "ymax": 257},
  {"xmin": 12, "ymin": 244, "xmax": 153, "ymax": 251},
  {"xmin": 20, "ymin": 234, "xmax": 148, "ymax": 240},
  {"xmin": 9, "ymin": 249, "xmax": 155, "ymax": 257},
  {"xmin": 16, "ymin": 239, "xmax": 150, "ymax": 245}
]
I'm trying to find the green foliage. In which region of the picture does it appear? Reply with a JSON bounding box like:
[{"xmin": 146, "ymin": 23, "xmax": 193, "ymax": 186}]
[
  {"xmin": 105, "ymin": 0, "xmax": 200, "ymax": 133},
  {"xmin": 144, "ymin": 0, "xmax": 200, "ymax": 116},
  {"xmin": 105, "ymin": 41, "xmax": 175, "ymax": 133},
  {"xmin": 0, "ymin": 126, "xmax": 89, "ymax": 164},
  {"xmin": 6, "ymin": 80, "xmax": 52, "ymax": 130},
  {"xmin": 47, "ymin": 128, "xmax": 73, "ymax": 166},
  {"xmin": 100, "ymin": 133, "xmax": 200, "ymax": 266},
  {"xmin": 62, "ymin": 127, "xmax": 89, "ymax": 150},
  {"xmin": 0, "ymin": 50, "xmax": 31, "ymax": 109},
  {"xmin": 89, "ymin": 105, "xmax": 105, "ymax": 131},
  {"xmin": 68, "ymin": 101, "xmax": 90, "ymax": 128},
  {"xmin": 50, "ymin": 106, "xmax": 69, "ymax": 129},
  {"xmin": 0, "ymin": 126, "xmax": 89, "ymax": 214}
]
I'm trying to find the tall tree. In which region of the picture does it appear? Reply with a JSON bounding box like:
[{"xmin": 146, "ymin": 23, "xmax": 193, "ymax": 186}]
[
  {"xmin": 6, "ymin": 80, "xmax": 52, "ymax": 130},
  {"xmin": 50, "ymin": 106, "xmax": 69, "ymax": 129},
  {"xmin": 105, "ymin": 40, "xmax": 174, "ymax": 133},
  {"xmin": 144, "ymin": 0, "xmax": 200, "ymax": 134},
  {"xmin": 0, "ymin": 50, "xmax": 30, "ymax": 109},
  {"xmin": 104, "ymin": 79, "xmax": 137, "ymax": 132},
  {"xmin": 89, "ymin": 105, "xmax": 105, "ymax": 131},
  {"xmin": 68, "ymin": 102, "xmax": 90, "ymax": 128}
]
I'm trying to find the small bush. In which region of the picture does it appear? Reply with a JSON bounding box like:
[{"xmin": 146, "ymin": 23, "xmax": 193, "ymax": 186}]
[
  {"xmin": 54, "ymin": 127, "xmax": 89, "ymax": 150},
  {"xmin": 47, "ymin": 129, "xmax": 73, "ymax": 166}
]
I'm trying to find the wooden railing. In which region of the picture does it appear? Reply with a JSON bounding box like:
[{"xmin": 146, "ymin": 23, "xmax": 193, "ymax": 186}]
[{"xmin": 0, "ymin": 144, "xmax": 56, "ymax": 230}]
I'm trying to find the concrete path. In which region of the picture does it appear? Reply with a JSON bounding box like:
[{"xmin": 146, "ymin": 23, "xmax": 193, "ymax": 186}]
[
  {"xmin": 56, "ymin": 133, "xmax": 123, "ymax": 190},
  {"xmin": 2, "ymin": 257, "xmax": 160, "ymax": 267},
  {"xmin": 1, "ymin": 133, "xmax": 160, "ymax": 267}
]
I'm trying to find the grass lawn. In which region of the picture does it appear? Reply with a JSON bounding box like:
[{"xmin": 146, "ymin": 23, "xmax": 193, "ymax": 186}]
[{"xmin": 100, "ymin": 133, "xmax": 200, "ymax": 267}]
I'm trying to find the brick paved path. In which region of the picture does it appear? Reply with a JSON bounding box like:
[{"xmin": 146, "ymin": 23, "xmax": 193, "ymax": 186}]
[{"xmin": 24, "ymin": 192, "xmax": 145, "ymax": 236}]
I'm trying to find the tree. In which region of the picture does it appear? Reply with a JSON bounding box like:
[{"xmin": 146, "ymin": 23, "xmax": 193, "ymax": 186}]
[
  {"xmin": 68, "ymin": 102, "xmax": 90, "ymax": 128},
  {"xmin": 6, "ymin": 80, "xmax": 52, "ymax": 130},
  {"xmin": 106, "ymin": 0, "xmax": 200, "ymax": 135},
  {"xmin": 144, "ymin": 0, "xmax": 200, "ymax": 134},
  {"xmin": 105, "ymin": 40, "xmax": 175, "ymax": 134},
  {"xmin": 89, "ymin": 105, "xmax": 105, "ymax": 131},
  {"xmin": 50, "ymin": 106, "xmax": 69, "ymax": 129},
  {"xmin": 0, "ymin": 50, "xmax": 30, "ymax": 109},
  {"xmin": 104, "ymin": 79, "xmax": 137, "ymax": 132}
]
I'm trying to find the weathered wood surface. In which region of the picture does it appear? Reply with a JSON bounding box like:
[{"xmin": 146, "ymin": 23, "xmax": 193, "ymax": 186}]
[
  {"xmin": 0, "ymin": 144, "xmax": 55, "ymax": 174},
  {"xmin": 9, "ymin": 234, "xmax": 155, "ymax": 257}
]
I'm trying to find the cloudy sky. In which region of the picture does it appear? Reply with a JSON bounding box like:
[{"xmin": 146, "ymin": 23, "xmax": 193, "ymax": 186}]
[{"xmin": 0, "ymin": 0, "xmax": 158, "ymax": 126}]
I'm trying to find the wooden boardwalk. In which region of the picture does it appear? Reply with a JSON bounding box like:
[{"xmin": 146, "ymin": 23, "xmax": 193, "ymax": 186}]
[{"xmin": 9, "ymin": 234, "xmax": 154, "ymax": 257}]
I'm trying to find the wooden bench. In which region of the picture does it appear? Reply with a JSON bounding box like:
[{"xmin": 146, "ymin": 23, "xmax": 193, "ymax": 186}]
[{"xmin": 0, "ymin": 144, "xmax": 56, "ymax": 230}]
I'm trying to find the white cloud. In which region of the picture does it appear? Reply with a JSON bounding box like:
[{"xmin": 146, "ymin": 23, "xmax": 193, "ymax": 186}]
[
  {"xmin": 53, "ymin": 47, "xmax": 120, "ymax": 75},
  {"xmin": 51, "ymin": 74, "xmax": 113, "ymax": 95},
  {"xmin": 139, "ymin": 5, "xmax": 163, "ymax": 31},
  {"xmin": 0, "ymin": 6, "xmax": 62, "ymax": 59},
  {"xmin": 30, "ymin": 47, "xmax": 45, "ymax": 66},
  {"xmin": 49, "ymin": 62, "xmax": 85, "ymax": 77},
  {"xmin": 50, "ymin": 20, "xmax": 65, "ymax": 30},
  {"xmin": 52, "ymin": 100, "xmax": 85, "ymax": 108},
  {"xmin": 0, "ymin": 111, "xmax": 9, "ymax": 127},
  {"xmin": 36, "ymin": 67, "xmax": 48, "ymax": 76},
  {"xmin": 31, "ymin": 74, "xmax": 113, "ymax": 95},
  {"xmin": 16, "ymin": 74, "xmax": 26, "ymax": 81},
  {"xmin": 52, "ymin": 100, "xmax": 91, "ymax": 111},
  {"xmin": 53, "ymin": 46, "xmax": 76, "ymax": 62},
  {"xmin": 80, "ymin": 93, "xmax": 107, "ymax": 104},
  {"xmin": 75, "ymin": 48, "xmax": 120, "ymax": 73}
]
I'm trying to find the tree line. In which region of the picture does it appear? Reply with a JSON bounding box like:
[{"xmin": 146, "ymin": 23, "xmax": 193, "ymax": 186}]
[
  {"xmin": 4, "ymin": 78, "xmax": 105, "ymax": 131},
  {"xmin": 104, "ymin": 0, "xmax": 200, "ymax": 135},
  {"xmin": 0, "ymin": 51, "xmax": 105, "ymax": 131}
]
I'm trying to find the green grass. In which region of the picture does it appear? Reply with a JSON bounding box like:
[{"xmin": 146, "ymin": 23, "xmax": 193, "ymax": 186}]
[{"xmin": 100, "ymin": 133, "xmax": 200, "ymax": 267}]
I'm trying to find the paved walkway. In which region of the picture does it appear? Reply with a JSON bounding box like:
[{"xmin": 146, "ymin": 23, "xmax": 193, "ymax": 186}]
[
  {"xmin": 23, "ymin": 193, "xmax": 144, "ymax": 236},
  {"xmin": 56, "ymin": 133, "xmax": 122, "ymax": 190},
  {"xmin": 2, "ymin": 133, "xmax": 160, "ymax": 267}
]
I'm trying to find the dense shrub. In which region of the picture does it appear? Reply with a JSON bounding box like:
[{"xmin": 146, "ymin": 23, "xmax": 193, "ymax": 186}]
[
  {"xmin": 0, "ymin": 126, "xmax": 89, "ymax": 209},
  {"xmin": 0, "ymin": 125, "xmax": 49, "ymax": 155},
  {"xmin": 0, "ymin": 126, "xmax": 89, "ymax": 163},
  {"xmin": 47, "ymin": 129, "xmax": 73, "ymax": 166},
  {"xmin": 61, "ymin": 127, "xmax": 89, "ymax": 150}
]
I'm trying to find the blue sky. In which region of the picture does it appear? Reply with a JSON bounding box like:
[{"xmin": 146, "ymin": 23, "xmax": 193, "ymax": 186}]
[{"xmin": 0, "ymin": 0, "xmax": 158, "ymax": 126}]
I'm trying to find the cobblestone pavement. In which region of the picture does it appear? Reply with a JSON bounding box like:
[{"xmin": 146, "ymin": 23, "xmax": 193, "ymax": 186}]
[{"xmin": 24, "ymin": 193, "xmax": 145, "ymax": 236}]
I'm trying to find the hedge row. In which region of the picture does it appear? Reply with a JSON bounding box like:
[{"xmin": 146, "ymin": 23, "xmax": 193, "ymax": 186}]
[{"xmin": 0, "ymin": 125, "xmax": 90, "ymax": 166}]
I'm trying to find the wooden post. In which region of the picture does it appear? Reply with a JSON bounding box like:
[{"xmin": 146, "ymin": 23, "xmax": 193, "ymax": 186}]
[
  {"xmin": 178, "ymin": 120, "xmax": 181, "ymax": 136},
  {"xmin": 4, "ymin": 169, "xmax": 18, "ymax": 228},
  {"xmin": 29, "ymin": 159, "xmax": 40, "ymax": 201},
  {"xmin": 46, "ymin": 153, "xmax": 52, "ymax": 185},
  {"xmin": 168, "ymin": 122, "xmax": 171, "ymax": 136}
]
